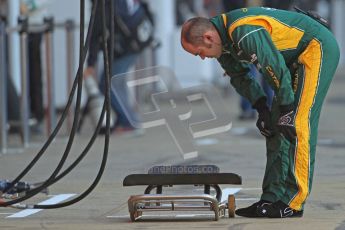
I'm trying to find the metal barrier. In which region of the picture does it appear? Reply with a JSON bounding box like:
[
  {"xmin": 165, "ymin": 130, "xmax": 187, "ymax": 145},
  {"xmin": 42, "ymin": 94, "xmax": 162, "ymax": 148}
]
[
  {"xmin": 0, "ymin": 20, "xmax": 8, "ymax": 154},
  {"xmin": 0, "ymin": 17, "xmax": 76, "ymax": 154},
  {"xmin": 43, "ymin": 17, "xmax": 56, "ymax": 136},
  {"xmin": 18, "ymin": 16, "xmax": 30, "ymax": 147},
  {"xmin": 64, "ymin": 20, "xmax": 76, "ymax": 133}
]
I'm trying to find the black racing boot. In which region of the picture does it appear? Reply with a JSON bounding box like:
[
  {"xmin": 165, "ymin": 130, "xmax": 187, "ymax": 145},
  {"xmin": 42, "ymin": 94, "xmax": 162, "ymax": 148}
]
[
  {"xmin": 256, "ymin": 200, "xmax": 304, "ymax": 218},
  {"xmin": 235, "ymin": 200, "xmax": 272, "ymax": 217}
]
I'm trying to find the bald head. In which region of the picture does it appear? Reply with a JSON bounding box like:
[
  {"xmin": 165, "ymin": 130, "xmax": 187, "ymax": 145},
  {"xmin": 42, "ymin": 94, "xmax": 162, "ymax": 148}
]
[
  {"xmin": 180, "ymin": 17, "xmax": 223, "ymax": 60},
  {"xmin": 181, "ymin": 17, "xmax": 216, "ymax": 47}
]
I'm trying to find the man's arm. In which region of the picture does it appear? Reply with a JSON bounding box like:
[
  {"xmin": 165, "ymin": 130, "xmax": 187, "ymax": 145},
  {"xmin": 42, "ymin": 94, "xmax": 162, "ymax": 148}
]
[
  {"xmin": 231, "ymin": 25, "xmax": 295, "ymax": 106},
  {"xmin": 232, "ymin": 25, "xmax": 297, "ymax": 141},
  {"xmin": 217, "ymin": 53, "xmax": 267, "ymax": 105},
  {"xmin": 218, "ymin": 54, "xmax": 274, "ymax": 137}
]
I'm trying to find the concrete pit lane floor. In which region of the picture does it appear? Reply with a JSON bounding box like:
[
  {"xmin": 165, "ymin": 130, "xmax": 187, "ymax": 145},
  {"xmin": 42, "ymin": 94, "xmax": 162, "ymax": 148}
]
[{"xmin": 1, "ymin": 73, "xmax": 345, "ymax": 230}]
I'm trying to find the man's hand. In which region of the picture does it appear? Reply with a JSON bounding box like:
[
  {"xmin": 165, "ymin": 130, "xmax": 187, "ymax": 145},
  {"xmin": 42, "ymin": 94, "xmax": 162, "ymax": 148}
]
[
  {"xmin": 277, "ymin": 104, "xmax": 297, "ymax": 142},
  {"xmin": 253, "ymin": 97, "xmax": 274, "ymax": 138}
]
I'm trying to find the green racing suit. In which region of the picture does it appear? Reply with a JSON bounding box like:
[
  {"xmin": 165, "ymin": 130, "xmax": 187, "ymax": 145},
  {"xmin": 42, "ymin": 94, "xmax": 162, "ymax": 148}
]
[{"xmin": 210, "ymin": 7, "xmax": 340, "ymax": 210}]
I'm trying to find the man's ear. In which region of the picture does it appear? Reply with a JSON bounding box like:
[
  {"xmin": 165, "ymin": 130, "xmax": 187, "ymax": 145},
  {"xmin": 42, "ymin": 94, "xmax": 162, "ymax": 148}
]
[{"xmin": 203, "ymin": 31, "xmax": 214, "ymax": 45}]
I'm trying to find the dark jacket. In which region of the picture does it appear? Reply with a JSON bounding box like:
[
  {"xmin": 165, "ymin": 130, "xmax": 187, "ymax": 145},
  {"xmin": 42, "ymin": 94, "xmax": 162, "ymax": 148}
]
[{"xmin": 87, "ymin": 0, "xmax": 143, "ymax": 67}]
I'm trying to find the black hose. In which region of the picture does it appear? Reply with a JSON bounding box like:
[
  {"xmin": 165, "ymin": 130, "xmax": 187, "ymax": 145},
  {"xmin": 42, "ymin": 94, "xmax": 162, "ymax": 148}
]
[
  {"xmin": 1, "ymin": 0, "xmax": 111, "ymax": 209},
  {"xmin": 51, "ymin": 0, "xmax": 113, "ymax": 186},
  {"xmin": 1, "ymin": 0, "xmax": 94, "ymax": 205},
  {"xmin": 33, "ymin": 0, "xmax": 111, "ymax": 209},
  {"xmin": 109, "ymin": 0, "xmax": 114, "ymax": 68},
  {"xmin": 1, "ymin": 0, "xmax": 98, "ymax": 195}
]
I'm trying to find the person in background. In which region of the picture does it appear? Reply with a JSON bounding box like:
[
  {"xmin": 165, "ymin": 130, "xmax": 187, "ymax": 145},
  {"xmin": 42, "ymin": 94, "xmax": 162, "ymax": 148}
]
[
  {"xmin": 84, "ymin": 0, "xmax": 152, "ymax": 133},
  {"xmin": 20, "ymin": 0, "xmax": 54, "ymax": 134}
]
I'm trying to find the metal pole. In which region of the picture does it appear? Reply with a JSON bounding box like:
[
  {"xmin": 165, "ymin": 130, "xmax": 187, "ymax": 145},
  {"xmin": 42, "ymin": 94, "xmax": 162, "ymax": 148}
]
[
  {"xmin": 44, "ymin": 17, "xmax": 56, "ymax": 135},
  {"xmin": 65, "ymin": 19, "xmax": 75, "ymax": 133},
  {"xmin": 0, "ymin": 20, "xmax": 8, "ymax": 154},
  {"xmin": 18, "ymin": 16, "xmax": 30, "ymax": 147}
]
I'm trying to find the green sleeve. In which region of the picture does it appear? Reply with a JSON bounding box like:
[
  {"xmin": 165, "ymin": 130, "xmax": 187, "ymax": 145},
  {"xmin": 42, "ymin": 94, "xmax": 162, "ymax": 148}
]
[
  {"xmin": 232, "ymin": 25, "xmax": 294, "ymax": 106},
  {"xmin": 217, "ymin": 52, "xmax": 266, "ymax": 105}
]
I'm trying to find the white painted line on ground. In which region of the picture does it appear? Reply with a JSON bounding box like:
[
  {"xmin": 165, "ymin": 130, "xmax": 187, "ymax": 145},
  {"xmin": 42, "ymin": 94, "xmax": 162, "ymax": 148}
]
[
  {"xmin": 6, "ymin": 194, "xmax": 76, "ymax": 218},
  {"xmin": 220, "ymin": 188, "xmax": 242, "ymax": 203}
]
